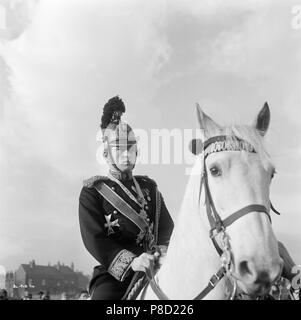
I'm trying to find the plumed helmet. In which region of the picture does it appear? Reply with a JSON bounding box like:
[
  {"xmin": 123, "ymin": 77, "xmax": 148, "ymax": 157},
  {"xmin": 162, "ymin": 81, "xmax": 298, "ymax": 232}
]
[{"xmin": 100, "ymin": 96, "xmax": 137, "ymax": 147}]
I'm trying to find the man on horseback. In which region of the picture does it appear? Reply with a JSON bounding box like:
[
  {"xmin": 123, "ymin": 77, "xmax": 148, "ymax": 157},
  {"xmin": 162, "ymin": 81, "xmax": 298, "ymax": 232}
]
[{"xmin": 79, "ymin": 96, "xmax": 174, "ymax": 300}]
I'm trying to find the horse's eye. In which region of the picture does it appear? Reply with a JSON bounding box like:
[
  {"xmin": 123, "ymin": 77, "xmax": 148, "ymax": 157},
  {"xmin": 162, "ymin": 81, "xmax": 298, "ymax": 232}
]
[{"xmin": 210, "ymin": 166, "xmax": 221, "ymax": 177}]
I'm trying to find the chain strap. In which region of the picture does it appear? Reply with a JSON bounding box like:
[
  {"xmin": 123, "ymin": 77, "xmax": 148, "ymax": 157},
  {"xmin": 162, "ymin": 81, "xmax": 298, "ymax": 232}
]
[{"xmin": 108, "ymin": 174, "xmax": 147, "ymax": 209}]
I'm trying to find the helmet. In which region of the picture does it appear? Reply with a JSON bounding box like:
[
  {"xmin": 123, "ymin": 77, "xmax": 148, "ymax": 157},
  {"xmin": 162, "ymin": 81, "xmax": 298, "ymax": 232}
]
[
  {"xmin": 100, "ymin": 96, "xmax": 137, "ymax": 170},
  {"xmin": 101, "ymin": 96, "xmax": 137, "ymax": 147}
]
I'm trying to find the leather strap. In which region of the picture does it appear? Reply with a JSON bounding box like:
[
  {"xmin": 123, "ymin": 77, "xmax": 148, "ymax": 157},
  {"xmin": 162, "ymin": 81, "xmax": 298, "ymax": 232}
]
[
  {"xmin": 194, "ymin": 267, "xmax": 226, "ymax": 300},
  {"xmin": 154, "ymin": 188, "xmax": 161, "ymax": 245},
  {"xmin": 94, "ymin": 182, "xmax": 149, "ymax": 233},
  {"xmin": 146, "ymin": 263, "xmax": 169, "ymax": 300},
  {"xmin": 121, "ymin": 271, "xmax": 147, "ymax": 300},
  {"xmin": 270, "ymin": 201, "xmax": 281, "ymax": 215},
  {"xmin": 143, "ymin": 259, "xmax": 227, "ymax": 301},
  {"xmin": 143, "ymin": 262, "xmax": 227, "ymax": 300},
  {"xmin": 221, "ymin": 204, "xmax": 270, "ymax": 228}
]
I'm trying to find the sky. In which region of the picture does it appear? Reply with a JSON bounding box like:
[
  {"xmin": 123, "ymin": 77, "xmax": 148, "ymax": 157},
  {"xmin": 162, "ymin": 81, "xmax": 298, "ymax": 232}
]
[{"xmin": 0, "ymin": 0, "xmax": 301, "ymax": 276}]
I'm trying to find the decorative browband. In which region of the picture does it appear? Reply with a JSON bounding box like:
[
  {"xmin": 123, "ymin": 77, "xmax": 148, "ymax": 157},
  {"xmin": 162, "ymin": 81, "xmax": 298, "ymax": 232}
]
[{"xmin": 204, "ymin": 135, "xmax": 256, "ymax": 158}]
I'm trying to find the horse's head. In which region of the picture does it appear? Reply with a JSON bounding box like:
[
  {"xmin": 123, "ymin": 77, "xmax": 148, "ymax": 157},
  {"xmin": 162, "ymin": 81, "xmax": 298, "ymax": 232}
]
[{"xmin": 192, "ymin": 102, "xmax": 283, "ymax": 298}]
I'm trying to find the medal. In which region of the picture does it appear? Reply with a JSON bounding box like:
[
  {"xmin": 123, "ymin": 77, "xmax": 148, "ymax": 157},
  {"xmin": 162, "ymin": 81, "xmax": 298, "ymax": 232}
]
[
  {"xmin": 104, "ymin": 214, "xmax": 120, "ymax": 235},
  {"xmin": 139, "ymin": 209, "xmax": 148, "ymax": 220}
]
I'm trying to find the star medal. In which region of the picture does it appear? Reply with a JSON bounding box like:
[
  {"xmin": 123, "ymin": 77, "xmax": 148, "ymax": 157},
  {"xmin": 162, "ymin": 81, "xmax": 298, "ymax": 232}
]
[{"xmin": 104, "ymin": 214, "xmax": 120, "ymax": 236}]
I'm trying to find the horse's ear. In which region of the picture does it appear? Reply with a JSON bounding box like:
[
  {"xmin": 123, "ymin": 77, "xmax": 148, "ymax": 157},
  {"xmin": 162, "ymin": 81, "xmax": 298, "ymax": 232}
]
[
  {"xmin": 189, "ymin": 139, "xmax": 203, "ymax": 155},
  {"xmin": 196, "ymin": 103, "xmax": 221, "ymax": 137},
  {"xmin": 253, "ymin": 102, "xmax": 270, "ymax": 137}
]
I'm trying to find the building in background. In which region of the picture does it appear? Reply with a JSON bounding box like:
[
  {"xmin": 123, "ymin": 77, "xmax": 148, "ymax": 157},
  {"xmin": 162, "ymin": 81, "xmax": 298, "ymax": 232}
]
[
  {"xmin": 0, "ymin": 265, "xmax": 5, "ymax": 289},
  {"xmin": 5, "ymin": 271, "xmax": 15, "ymax": 298},
  {"xmin": 9, "ymin": 260, "xmax": 90, "ymax": 299}
]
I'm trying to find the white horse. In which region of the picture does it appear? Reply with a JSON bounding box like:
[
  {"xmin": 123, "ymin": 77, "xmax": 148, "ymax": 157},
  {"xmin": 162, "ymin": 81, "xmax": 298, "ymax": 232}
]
[{"xmin": 139, "ymin": 102, "xmax": 283, "ymax": 300}]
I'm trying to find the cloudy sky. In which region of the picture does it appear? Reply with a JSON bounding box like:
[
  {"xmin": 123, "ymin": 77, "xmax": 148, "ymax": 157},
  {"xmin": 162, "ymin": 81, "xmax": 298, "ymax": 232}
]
[{"xmin": 0, "ymin": 0, "xmax": 301, "ymax": 276}]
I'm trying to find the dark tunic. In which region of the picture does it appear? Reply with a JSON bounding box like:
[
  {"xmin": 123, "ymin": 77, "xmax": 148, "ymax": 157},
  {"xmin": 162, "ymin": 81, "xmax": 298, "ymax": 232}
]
[{"xmin": 78, "ymin": 175, "xmax": 174, "ymax": 299}]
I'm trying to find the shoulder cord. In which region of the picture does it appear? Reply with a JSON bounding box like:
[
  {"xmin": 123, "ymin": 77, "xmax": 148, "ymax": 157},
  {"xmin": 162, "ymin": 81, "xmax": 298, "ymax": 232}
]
[{"xmin": 108, "ymin": 174, "xmax": 147, "ymax": 209}]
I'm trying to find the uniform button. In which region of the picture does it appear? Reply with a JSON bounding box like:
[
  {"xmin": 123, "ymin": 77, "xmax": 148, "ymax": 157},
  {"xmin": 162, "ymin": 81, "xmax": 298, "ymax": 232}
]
[
  {"xmin": 111, "ymin": 187, "xmax": 115, "ymax": 191},
  {"xmin": 140, "ymin": 243, "xmax": 143, "ymax": 247},
  {"xmin": 145, "ymin": 206, "xmax": 149, "ymax": 210},
  {"xmin": 146, "ymin": 218, "xmax": 150, "ymax": 222},
  {"xmin": 147, "ymin": 196, "xmax": 151, "ymax": 201},
  {"xmin": 113, "ymin": 210, "xmax": 117, "ymax": 214}
]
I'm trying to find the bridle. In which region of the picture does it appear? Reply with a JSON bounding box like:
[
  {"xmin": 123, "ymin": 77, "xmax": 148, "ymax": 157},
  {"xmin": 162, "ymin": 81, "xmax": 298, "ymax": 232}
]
[
  {"xmin": 142, "ymin": 135, "xmax": 281, "ymax": 300},
  {"xmin": 195, "ymin": 135, "xmax": 280, "ymax": 299}
]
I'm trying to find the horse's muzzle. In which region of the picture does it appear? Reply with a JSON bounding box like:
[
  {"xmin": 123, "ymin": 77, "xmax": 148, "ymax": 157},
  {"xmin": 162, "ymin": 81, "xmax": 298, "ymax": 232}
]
[{"xmin": 235, "ymin": 258, "xmax": 284, "ymax": 297}]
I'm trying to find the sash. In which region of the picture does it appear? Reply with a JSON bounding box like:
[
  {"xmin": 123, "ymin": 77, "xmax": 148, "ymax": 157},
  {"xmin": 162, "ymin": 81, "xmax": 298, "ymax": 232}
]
[{"xmin": 94, "ymin": 182, "xmax": 149, "ymax": 233}]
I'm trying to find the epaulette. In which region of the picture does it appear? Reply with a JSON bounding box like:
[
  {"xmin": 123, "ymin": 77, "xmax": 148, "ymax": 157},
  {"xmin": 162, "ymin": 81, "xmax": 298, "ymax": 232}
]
[
  {"xmin": 83, "ymin": 175, "xmax": 108, "ymax": 188},
  {"xmin": 134, "ymin": 175, "xmax": 157, "ymax": 186}
]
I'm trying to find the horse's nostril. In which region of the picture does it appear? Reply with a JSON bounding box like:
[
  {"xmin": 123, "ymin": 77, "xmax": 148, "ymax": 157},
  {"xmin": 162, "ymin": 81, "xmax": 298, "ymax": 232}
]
[
  {"xmin": 237, "ymin": 259, "xmax": 282, "ymax": 293},
  {"xmin": 238, "ymin": 261, "xmax": 253, "ymax": 278},
  {"xmin": 237, "ymin": 260, "xmax": 271, "ymax": 287}
]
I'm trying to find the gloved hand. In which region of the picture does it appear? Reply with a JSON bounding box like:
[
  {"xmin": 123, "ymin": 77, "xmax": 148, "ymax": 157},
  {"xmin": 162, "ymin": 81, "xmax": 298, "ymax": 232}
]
[{"xmin": 131, "ymin": 252, "xmax": 159, "ymax": 273}]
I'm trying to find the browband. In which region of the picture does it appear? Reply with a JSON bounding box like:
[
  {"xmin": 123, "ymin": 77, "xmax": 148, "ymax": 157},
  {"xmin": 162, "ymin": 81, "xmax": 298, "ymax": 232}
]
[{"xmin": 204, "ymin": 135, "xmax": 256, "ymax": 158}]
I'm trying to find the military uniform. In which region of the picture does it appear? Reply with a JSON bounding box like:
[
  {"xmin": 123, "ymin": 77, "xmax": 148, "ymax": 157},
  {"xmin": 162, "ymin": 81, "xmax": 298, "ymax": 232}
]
[{"xmin": 79, "ymin": 174, "xmax": 174, "ymax": 300}]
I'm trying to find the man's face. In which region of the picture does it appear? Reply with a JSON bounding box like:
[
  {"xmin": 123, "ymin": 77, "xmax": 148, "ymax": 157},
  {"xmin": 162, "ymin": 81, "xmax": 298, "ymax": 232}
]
[{"xmin": 109, "ymin": 143, "xmax": 137, "ymax": 172}]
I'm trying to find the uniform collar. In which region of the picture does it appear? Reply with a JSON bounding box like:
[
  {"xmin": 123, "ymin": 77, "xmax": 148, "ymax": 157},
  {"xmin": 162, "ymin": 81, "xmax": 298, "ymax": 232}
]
[{"xmin": 109, "ymin": 169, "xmax": 133, "ymax": 181}]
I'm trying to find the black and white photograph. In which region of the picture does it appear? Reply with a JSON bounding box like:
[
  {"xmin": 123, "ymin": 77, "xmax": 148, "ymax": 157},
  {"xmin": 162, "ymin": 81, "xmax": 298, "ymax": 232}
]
[{"xmin": 0, "ymin": 0, "xmax": 301, "ymax": 305}]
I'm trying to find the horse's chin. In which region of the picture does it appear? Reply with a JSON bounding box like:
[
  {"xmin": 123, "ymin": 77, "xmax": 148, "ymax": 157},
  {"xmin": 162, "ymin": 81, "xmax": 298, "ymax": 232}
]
[{"xmin": 237, "ymin": 281, "xmax": 272, "ymax": 299}]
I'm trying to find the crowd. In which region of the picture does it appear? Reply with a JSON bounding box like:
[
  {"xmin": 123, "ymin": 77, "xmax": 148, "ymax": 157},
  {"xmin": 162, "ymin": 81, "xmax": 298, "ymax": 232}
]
[{"xmin": 0, "ymin": 289, "xmax": 90, "ymax": 300}]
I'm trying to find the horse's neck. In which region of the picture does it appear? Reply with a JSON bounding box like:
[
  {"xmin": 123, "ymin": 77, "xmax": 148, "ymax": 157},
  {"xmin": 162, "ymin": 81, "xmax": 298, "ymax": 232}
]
[{"xmin": 148, "ymin": 161, "xmax": 227, "ymax": 299}]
